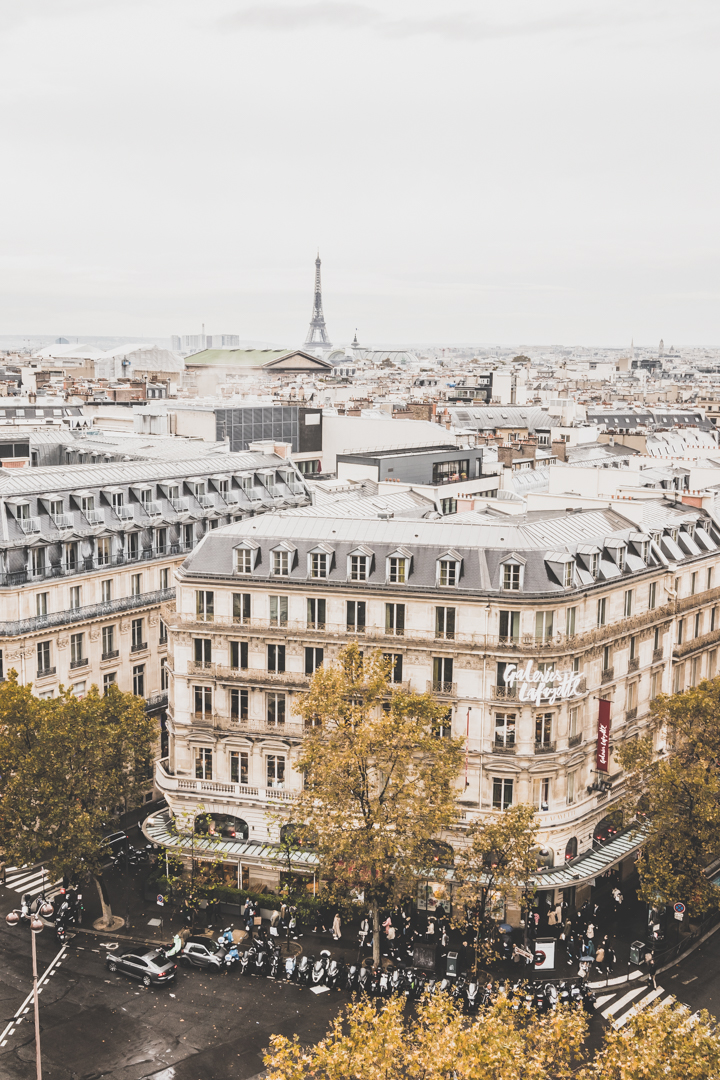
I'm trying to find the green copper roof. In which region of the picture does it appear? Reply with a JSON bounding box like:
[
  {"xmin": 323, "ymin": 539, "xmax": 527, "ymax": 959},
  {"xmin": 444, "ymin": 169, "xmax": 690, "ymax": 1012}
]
[{"xmin": 185, "ymin": 349, "xmax": 290, "ymax": 368}]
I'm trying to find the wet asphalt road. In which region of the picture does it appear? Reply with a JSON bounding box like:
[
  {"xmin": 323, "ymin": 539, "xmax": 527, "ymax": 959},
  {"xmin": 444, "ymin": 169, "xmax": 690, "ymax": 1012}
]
[{"xmin": 0, "ymin": 921, "xmax": 344, "ymax": 1080}]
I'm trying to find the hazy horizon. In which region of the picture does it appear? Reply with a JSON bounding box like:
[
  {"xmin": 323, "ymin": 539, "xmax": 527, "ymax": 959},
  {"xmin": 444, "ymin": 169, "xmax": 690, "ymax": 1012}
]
[{"xmin": 0, "ymin": 1, "xmax": 717, "ymax": 346}]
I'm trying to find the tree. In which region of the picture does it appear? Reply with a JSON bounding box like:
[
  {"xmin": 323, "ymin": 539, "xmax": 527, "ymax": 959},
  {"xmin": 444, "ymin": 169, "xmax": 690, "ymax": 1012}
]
[
  {"xmin": 453, "ymin": 802, "xmax": 539, "ymax": 967},
  {"xmin": 616, "ymin": 678, "xmax": 720, "ymax": 915},
  {"xmin": 290, "ymin": 643, "xmax": 464, "ymax": 965},
  {"xmin": 579, "ymin": 1001, "xmax": 720, "ymax": 1080},
  {"xmin": 0, "ymin": 675, "xmax": 155, "ymax": 927},
  {"xmin": 265, "ymin": 992, "xmax": 588, "ymax": 1080}
]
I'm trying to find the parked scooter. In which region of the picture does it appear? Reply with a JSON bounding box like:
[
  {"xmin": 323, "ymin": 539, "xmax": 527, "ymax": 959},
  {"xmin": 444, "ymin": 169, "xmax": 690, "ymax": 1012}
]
[
  {"xmin": 268, "ymin": 946, "xmax": 282, "ymax": 980},
  {"xmin": 240, "ymin": 945, "xmax": 256, "ymax": 976},
  {"xmin": 284, "ymin": 954, "xmax": 297, "ymax": 982},
  {"xmin": 464, "ymin": 979, "xmax": 480, "ymax": 1014},
  {"xmin": 311, "ymin": 952, "xmax": 329, "ymax": 987},
  {"xmin": 357, "ymin": 964, "xmax": 370, "ymax": 994},
  {"xmin": 326, "ymin": 957, "xmax": 344, "ymax": 989},
  {"xmin": 296, "ymin": 955, "xmax": 312, "ymax": 987},
  {"xmin": 217, "ymin": 926, "xmax": 235, "ymax": 948},
  {"xmin": 345, "ymin": 963, "xmax": 358, "ymax": 992}
]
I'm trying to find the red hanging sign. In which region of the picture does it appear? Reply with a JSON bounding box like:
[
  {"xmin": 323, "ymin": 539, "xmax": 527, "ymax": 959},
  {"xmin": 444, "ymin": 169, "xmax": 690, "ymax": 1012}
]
[{"xmin": 596, "ymin": 699, "xmax": 611, "ymax": 772}]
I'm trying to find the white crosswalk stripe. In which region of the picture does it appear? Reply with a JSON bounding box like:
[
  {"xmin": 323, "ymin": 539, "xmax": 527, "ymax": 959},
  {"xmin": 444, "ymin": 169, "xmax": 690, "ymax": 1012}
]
[
  {"xmin": 3, "ymin": 866, "xmax": 62, "ymax": 899},
  {"xmin": 596, "ymin": 982, "xmax": 683, "ymax": 1029}
]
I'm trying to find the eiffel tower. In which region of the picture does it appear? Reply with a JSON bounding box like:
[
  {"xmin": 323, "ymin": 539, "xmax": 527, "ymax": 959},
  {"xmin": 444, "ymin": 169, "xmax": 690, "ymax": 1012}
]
[{"xmin": 304, "ymin": 253, "xmax": 332, "ymax": 348}]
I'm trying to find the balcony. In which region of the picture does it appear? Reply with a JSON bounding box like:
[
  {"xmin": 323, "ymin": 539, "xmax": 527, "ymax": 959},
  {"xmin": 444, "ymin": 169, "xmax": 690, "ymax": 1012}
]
[
  {"xmin": 197, "ymin": 494, "xmax": 215, "ymax": 508},
  {"xmin": 568, "ymin": 733, "xmax": 583, "ymax": 748},
  {"xmin": 70, "ymin": 657, "xmax": 88, "ymax": 669},
  {"xmin": 214, "ymin": 665, "xmax": 310, "ymax": 688},
  {"xmin": 51, "ymin": 513, "xmax": 74, "ymax": 529},
  {"xmin": 36, "ymin": 667, "xmax": 56, "ymax": 680},
  {"xmin": 146, "ymin": 691, "xmax": 168, "ymax": 710},
  {"xmin": 626, "ymin": 707, "xmax": 638, "ymax": 722},
  {"xmin": 84, "ymin": 509, "xmax": 104, "ymax": 525},
  {"xmin": 155, "ymin": 762, "xmax": 299, "ymax": 803},
  {"xmin": 628, "ymin": 657, "xmax": 640, "ymax": 672},
  {"xmin": 235, "ymin": 718, "xmax": 305, "ymax": 739},
  {"xmin": 427, "ymin": 680, "xmax": 457, "ymax": 697},
  {"xmin": 492, "ymin": 741, "xmax": 516, "ymax": 755},
  {"xmin": 102, "ymin": 649, "xmax": 119, "ymax": 661},
  {"xmin": 601, "ymin": 667, "xmax": 614, "ymax": 683},
  {"xmin": 534, "ymin": 741, "xmax": 557, "ymax": 754},
  {"xmin": 652, "ymin": 647, "xmax": 664, "ymax": 662},
  {"xmin": 113, "ymin": 505, "xmax": 134, "ymax": 520},
  {"xmin": 189, "ymin": 660, "xmax": 215, "ymax": 675},
  {"xmin": 131, "ymin": 641, "xmax": 148, "ymax": 653},
  {"xmin": 171, "ymin": 497, "xmax": 190, "ymax": 513},
  {"xmin": 492, "ymin": 684, "xmax": 518, "ymax": 700},
  {"xmin": 18, "ymin": 517, "xmax": 41, "ymax": 534},
  {"xmin": 141, "ymin": 502, "xmax": 162, "ymax": 517}
]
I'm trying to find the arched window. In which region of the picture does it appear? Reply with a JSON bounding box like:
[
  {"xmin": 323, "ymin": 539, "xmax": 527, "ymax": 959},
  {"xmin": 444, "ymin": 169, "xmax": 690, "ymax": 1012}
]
[{"xmin": 564, "ymin": 837, "xmax": 578, "ymax": 862}]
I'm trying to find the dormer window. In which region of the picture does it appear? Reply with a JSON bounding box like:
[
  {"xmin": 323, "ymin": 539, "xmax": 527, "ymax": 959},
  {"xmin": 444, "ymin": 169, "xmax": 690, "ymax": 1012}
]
[
  {"xmin": 273, "ymin": 551, "xmax": 289, "ymax": 576},
  {"xmin": 616, "ymin": 547, "xmax": 625, "ymax": 572},
  {"xmin": 588, "ymin": 553, "xmax": 598, "ymax": 577},
  {"xmin": 439, "ymin": 560, "xmax": 457, "ymax": 586},
  {"xmin": 563, "ymin": 561, "xmax": 573, "ymax": 588},
  {"xmin": 236, "ymin": 550, "xmax": 252, "ymax": 573},
  {"xmin": 351, "ymin": 555, "xmax": 368, "ymax": 581},
  {"xmin": 389, "ymin": 557, "xmax": 407, "ymax": 584},
  {"xmin": 311, "ymin": 553, "xmax": 327, "ymax": 579},
  {"xmin": 501, "ymin": 561, "xmax": 522, "ymax": 591}
]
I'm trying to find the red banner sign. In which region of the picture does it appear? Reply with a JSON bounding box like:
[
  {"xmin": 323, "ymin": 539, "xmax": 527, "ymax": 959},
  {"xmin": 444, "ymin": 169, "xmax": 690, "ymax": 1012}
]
[{"xmin": 596, "ymin": 699, "xmax": 611, "ymax": 772}]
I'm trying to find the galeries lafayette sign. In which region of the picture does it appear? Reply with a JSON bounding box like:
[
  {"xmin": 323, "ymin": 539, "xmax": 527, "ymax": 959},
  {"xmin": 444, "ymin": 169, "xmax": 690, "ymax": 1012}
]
[{"xmin": 503, "ymin": 662, "xmax": 584, "ymax": 705}]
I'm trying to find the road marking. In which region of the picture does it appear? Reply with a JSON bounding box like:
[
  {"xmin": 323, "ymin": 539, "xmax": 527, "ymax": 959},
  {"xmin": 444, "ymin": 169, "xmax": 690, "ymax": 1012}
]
[
  {"xmin": 601, "ymin": 985, "xmax": 644, "ymax": 1019},
  {"xmin": 595, "ymin": 994, "xmax": 615, "ymax": 1009},
  {"xmin": 613, "ymin": 987, "xmax": 664, "ymax": 1029},
  {"xmin": 0, "ymin": 944, "xmax": 68, "ymax": 1047},
  {"xmin": 682, "ymin": 975, "xmax": 698, "ymax": 984}
]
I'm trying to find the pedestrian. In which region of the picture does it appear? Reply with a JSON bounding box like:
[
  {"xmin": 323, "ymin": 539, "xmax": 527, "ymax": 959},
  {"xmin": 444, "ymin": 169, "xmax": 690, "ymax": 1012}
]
[
  {"xmin": 586, "ymin": 922, "xmax": 595, "ymax": 941},
  {"xmin": 565, "ymin": 931, "xmax": 577, "ymax": 966},
  {"xmin": 645, "ymin": 949, "xmax": 657, "ymax": 989},
  {"xmin": 594, "ymin": 943, "xmax": 605, "ymax": 974},
  {"xmin": 359, "ymin": 916, "xmax": 370, "ymax": 948},
  {"xmin": 332, "ymin": 912, "xmax": 342, "ymax": 941},
  {"xmin": 0, "ymin": 855, "xmax": 5, "ymax": 886},
  {"xmin": 605, "ymin": 944, "xmax": 616, "ymax": 975}
]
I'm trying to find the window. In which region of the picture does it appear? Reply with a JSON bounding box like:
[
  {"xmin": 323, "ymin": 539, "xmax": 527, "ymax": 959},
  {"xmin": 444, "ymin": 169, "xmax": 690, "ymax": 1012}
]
[
  {"xmin": 230, "ymin": 641, "xmax": 248, "ymax": 670},
  {"xmin": 648, "ymin": 581, "xmax": 657, "ymax": 609},
  {"xmin": 297, "ymin": 459, "xmax": 320, "ymax": 475},
  {"xmin": 588, "ymin": 553, "xmax": 598, "ymax": 578},
  {"xmin": 103, "ymin": 672, "xmax": 116, "ymax": 694},
  {"xmin": 432, "ymin": 459, "xmax": 469, "ymax": 484},
  {"xmin": 196, "ymin": 590, "xmax": 214, "ymax": 621},
  {"xmin": 677, "ymin": 619, "xmax": 684, "ymax": 645},
  {"xmin": 502, "ymin": 562, "xmax": 521, "ymax": 591},
  {"xmin": 535, "ymin": 610, "xmax": 554, "ymax": 641},
  {"xmin": 495, "ymin": 712, "xmax": 516, "ymax": 748},
  {"xmin": 269, "ymin": 595, "xmax": 288, "ymax": 626},
  {"xmin": 267, "ymin": 754, "xmax": 285, "ymax": 788},
  {"xmin": 673, "ymin": 664, "xmax": 684, "ymax": 694},
  {"xmin": 694, "ymin": 612, "xmax": 701, "ymax": 638},
  {"xmin": 195, "ymin": 747, "xmax": 212, "ymax": 780},
  {"xmin": 616, "ymin": 547, "xmax": 626, "ymax": 572},
  {"xmin": 31, "ymin": 547, "xmax": 46, "ymax": 577},
  {"xmin": 433, "ymin": 708, "xmax": 453, "ymax": 738},
  {"xmin": 36, "ymin": 592, "xmax": 48, "ymax": 617},
  {"xmin": 629, "ymin": 635, "xmax": 637, "ymax": 661},
  {"xmin": 231, "ymin": 688, "xmax": 249, "ymax": 720},
  {"xmin": 563, "ymin": 561, "xmax": 573, "ymax": 588},
  {"xmin": 131, "ymin": 618, "xmax": 145, "ymax": 650},
  {"xmin": 72, "ymin": 681, "xmax": 86, "ymax": 698},
  {"xmin": 624, "ymin": 589, "xmax": 633, "ymax": 618},
  {"xmin": 307, "ymin": 598, "xmax": 326, "ymax": 629},
  {"xmin": 300, "ymin": 640, "xmax": 325, "ymax": 676},
  {"xmin": 385, "ymin": 603, "xmax": 405, "ymax": 636},
  {"xmin": 131, "ymin": 573, "xmax": 142, "ymax": 597},
  {"xmin": 654, "ymin": 625, "xmax": 661, "ymax": 651},
  {"xmin": 440, "ymin": 497, "xmax": 457, "ymax": 516},
  {"xmin": 67, "ymin": 632, "xmax": 83, "ymax": 666},
  {"xmin": 388, "ymin": 557, "xmax": 407, "ymax": 584},
  {"xmin": 268, "ymin": 644, "xmax": 285, "ymax": 673},
  {"xmin": 565, "ymin": 606, "xmax": 576, "ymax": 637},
  {"xmin": 438, "ymin": 559, "xmax": 458, "ymax": 587},
  {"xmin": 310, "ymin": 553, "xmax": 327, "ymax": 579},
  {"xmin": 569, "ymin": 706, "xmax": 579, "ymax": 739},
  {"xmin": 597, "ymin": 597, "xmax": 607, "ymax": 627},
  {"xmin": 710, "ymin": 650, "xmax": 717, "ymax": 678},
  {"xmin": 533, "ymin": 777, "xmax": 550, "ymax": 811},
  {"xmin": 567, "ymin": 771, "xmax": 577, "ymax": 805},
  {"xmin": 133, "ymin": 664, "xmax": 145, "ymax": 696},
  {"xmin": 102, "ymin": 625, "xmax": 115, "ymax": 658},
  {"xmin": 535, "ymin": 712, "xmax": 553, "ymax": 748},
  {"xmin": 603, "ymin": 644, "xmax": 612, "ymax": 672},
  {"xmin": 626, "ymin": 681, "xmax": 637, "ymax": 711},
  {"xmin": 233, "ymin": 593, "xmax": 251, "ymax": 624},
  {"xmin": 160, "ymin": 567, "xmax": 169, "ymax": 591},
  {"xmin": 37, "ymin": 640, "xmax": 51, "ymax": 675},
  {"xmin": 159, "ymin": 619, "xmax": 167, "ymax": 645},
  {"xmin": 64, "ymin": 541, "xmax": 78, "ymax": 572},
  {"xmin": 708, "ymin": 568, "xmax": 714, "ymax": 591},
  {"xmin": 230, "ymin": 751, "xmax": 249, "ymax": 785},
  {"xmin": 651, "ymin": 670, "xmax": 661, "ymax": 700},
  {"xmin": 128, "ymin": 532, "xmax": 139, "ymax": 560},
  {"xmin": 691, "ymin": 571, "xmax": 698, "ymax": 596},
  {"xmin": 436, "ymin": 606, "xmax": 456, "ymax": 640},
  {"xmin": 101, "ymin": 579, "xmax": 112, "ymax": 603},
  {"xmin": 432, "ymin": 656, "xmax": 453, "ymax": 691},
  {"xmin": 161, "ymin": 657, "xmax": 168, "ymax": 690},
  {"xmin": 690, "ymin": 656, "xmax": 701, "ymax": 687},
  {"xmin": 492, "ymin": 777, "xmax": 513, "ymax": 810},
  {"xmin": 194, "ymin": 685, "xmax": 212, "ymax": 718},
  {"xmin": 236, "ymin": 548, "xmax": 253, "ymax": 574},
  {"xmin": 273, "ymin": 551, "xmax": 289, "ymax": 576},
  {"xmin": 194, "ymin": 638, "xmax": 211, "ymax": 666},
  {"xmin": 713, "ymin": 608, "xmax": 718, "ymax": 633},
  {"xmin": 97, "ymin": 537, "xmax": 110, "ymax": 567},
  {"xmin": 383, "ymin": 653, "xmax": 403, "ymax": 683},
  {"xmin": 183, "ymin": 523, "xmax": 194, "ymax": 549},
  {"xmin": 347, "ymin": 600, "xmax": 366, "ymax": 633},
  {"xmin": 267, "ymin": 692, "xmax": 285, "ymax": 726},
  {"xmin": 350, "ymin": 555, "xmax": 368, "ymax": 581}
]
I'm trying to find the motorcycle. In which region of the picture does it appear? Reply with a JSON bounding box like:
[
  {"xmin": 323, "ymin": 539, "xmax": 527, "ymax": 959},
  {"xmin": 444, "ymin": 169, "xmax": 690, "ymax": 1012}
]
[
  {"xmin": 268, "ymin": 947, "xmax": 282, "ymax": 980},
  {"xmin": 217, "ymin": 926, "xmax": 235, "ymax": 948},
  {"xmin": 389, "ymin": 967, "xmax": 404, "ymax": 997},
  {"xmin": 559, "ymin": 982, "xmax": 571, "ymax": 1008},
  {"xmin": 464, "ymin": 980, "xmax": 480, "ymax": 1015},
  {"xmin": 311, "ymin": 953, "xmax": 329, "ymax": 987},
  {"xmin": 240, "ymin": 946, "xmax": 256, "ymax": 976},
  {"xmin": 378, "ymin": 967, "xmax": 391, "ymax": 998},
  {"xmin": 545, "ymin": 983, "xmax": 558, "ymax": 1010},
  {"xmin": 569, "ymin": 983, "xmax": 584, "ymax": 1010},
  {"xmin": 534, "ymin": 984, "xmax": 547, "ymax": 1013},
  {"xmin": 224, "ymin": 944, "xmax": 241, "ymax": 971},
  {"xmin": 297, "ymin": 955, "xmax": 312, "ymax": 987},
  {"xmin": 284, "ymin": 954, "xmax": 297, "ymax": 982},
  {"xmin": 254, "ymin": 945, "xmax": 270, "ymax": 977},
  {"xmin": 326, "ymin": 958, "xmax": 343, "ymax": 989},
  {"xmin": 55, "ymin": 921, "xmax": 70, "ymax": 945},
  {"xmin": 357, "ymin": 964, "xmax": 370, "ymax": 994},
  {"xmin": 345, "ymin": 964, "xmax": 358, "ymax": 992}
]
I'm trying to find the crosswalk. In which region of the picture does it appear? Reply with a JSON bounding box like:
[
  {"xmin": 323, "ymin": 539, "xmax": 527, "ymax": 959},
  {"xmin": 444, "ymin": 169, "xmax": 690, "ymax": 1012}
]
[
  {"xmin": 3, "ymin": 865, "xmax": 63, "ymax": 902},
  {"xmin": 595, "ymin": 981, "xmax": 696, "ymax": 1029}
]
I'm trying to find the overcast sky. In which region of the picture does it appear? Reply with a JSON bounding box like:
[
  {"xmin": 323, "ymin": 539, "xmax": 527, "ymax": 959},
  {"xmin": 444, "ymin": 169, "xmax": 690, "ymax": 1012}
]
[{"xmin": 0, "ymin": 0, "xmax": 718, "ymax": 346}]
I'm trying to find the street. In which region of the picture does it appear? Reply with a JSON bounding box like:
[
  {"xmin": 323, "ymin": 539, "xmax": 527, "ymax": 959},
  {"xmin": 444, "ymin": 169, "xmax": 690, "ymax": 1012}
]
[{"xmin": 0, "ymin": 920, "xmax": 344, "ymax": 1080}]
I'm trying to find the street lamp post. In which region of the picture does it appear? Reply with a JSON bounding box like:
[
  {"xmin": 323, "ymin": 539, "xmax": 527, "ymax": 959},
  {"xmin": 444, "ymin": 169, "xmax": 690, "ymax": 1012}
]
[{"xmin": 6, "ymin": 901, "xmax": 54, "ymax": 1080}]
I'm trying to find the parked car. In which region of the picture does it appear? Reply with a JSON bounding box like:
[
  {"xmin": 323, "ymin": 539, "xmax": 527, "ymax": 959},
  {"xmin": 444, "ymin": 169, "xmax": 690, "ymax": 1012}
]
[
  {"xmin": 106, "ymin": 950, "xmax": 177, "ymax": 987},
  {"xmin": 101, "ymin": 831, "xmax": 128, "ymax": 853},
  {"xmin": 181, "ymin": 937, "xmax": 227, "ymax": 970}
]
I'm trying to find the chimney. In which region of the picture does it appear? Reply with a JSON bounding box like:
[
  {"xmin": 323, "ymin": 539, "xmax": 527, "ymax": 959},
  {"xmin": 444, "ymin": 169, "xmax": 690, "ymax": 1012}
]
[
  {"xmin": 497, "ymin": 445, "xmax": 515, "ymax": 467},
  {"xmin": 551, "ymin": 439, "xmax": 567, "ymax": 462}
]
